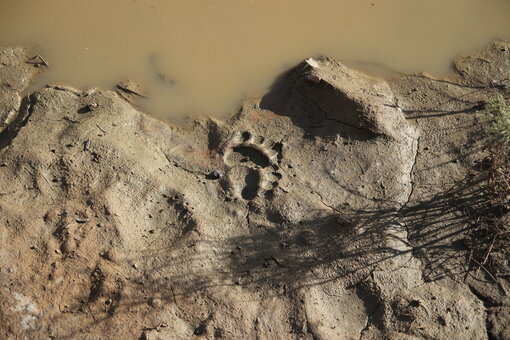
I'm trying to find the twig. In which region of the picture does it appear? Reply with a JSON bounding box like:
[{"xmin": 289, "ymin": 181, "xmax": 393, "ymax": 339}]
[
  {"xmin": 142, "ymin": 322, "xmax": 168, "ymax": 332},
  {"xmin": 62, "ymin": 116, "xmax": 79, "ymax": 124},
  {"xmin": 471, "ymin": 258, "xmax": 499, "ymax": 283},
  {"xmin": 464, "ymin": 247, "xmax": 474, "ymax": 283},
  {"xmin": 475, "ymin": 235, "xmax": 497, "ymax": 277},
  {"xmin": 22, "ymin": 166, "xmax": 34, "ymax": 176},
  {"xmin": 26, "ymin": 54, "xmax": 49, "ymax": 67},
  {"xmin": 96, "ymin": 124, "xmax": 107, "ymax": 134}
]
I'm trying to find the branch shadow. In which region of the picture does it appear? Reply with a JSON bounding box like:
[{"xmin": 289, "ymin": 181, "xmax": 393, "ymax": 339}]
[
  {"xmin": 48, "ymin": 171, "xmax": 500, "ymax": 339},
  {"xmin": 401, "ymin": 173, "xmax": 496, "ymax": 282}
]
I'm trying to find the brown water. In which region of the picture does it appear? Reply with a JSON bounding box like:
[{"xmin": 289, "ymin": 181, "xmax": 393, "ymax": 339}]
[{"xmin": 0, "ymin": 0, "xmax": 509, "ymax": 120}]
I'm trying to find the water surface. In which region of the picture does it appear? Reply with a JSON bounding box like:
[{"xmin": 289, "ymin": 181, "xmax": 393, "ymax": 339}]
[{"xmin": 0, "ymin": 0, "xmax": 509, "ymax": 120}]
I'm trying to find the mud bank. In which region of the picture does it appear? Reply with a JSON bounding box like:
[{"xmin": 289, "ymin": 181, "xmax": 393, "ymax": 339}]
[{"xmin": 0, "ymin": 43, "xmax": 509, "ymax": 339}]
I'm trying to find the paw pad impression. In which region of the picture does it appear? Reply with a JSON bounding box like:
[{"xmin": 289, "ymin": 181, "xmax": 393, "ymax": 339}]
[{"xmin": 223, "ymin": 131, "xmax": 283, "ymax": 200}]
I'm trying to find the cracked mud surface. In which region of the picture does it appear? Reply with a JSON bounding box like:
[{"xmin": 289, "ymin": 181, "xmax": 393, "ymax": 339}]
[{"xmin": 0, "ymin": 43, "xmax": 509, "ymax": 339}]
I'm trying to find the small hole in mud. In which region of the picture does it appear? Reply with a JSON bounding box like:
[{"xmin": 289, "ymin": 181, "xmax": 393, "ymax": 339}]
[
  {"xmin": 271, "ymin": 142, "xmax": 283, "ymax": 152},
  {"xmin": 214, "ymin": 328, "xmax": 224, "ymax": 338},
  {"xmin": 272, "ymin": 142, "xmax": 283, "ymax": 161},
  {"xmin": 194, "ymin": 321, "xmax": 207, "ymax": 336},
  {"xmin": 241, "ymin": 131, "xmax": 251, "ymax": 142},
  {"xmin": 264, "ymin": 190, "xmax": 275, "ymax": 200},
  {"xmin": 409, "ymin": 300, "xmax": 420, "ymax": 307},
  {"xmin": 77, "ymin": 105, "xmax": 92, "ymax": 114},
  {"xmin": 242, "ymin": 168, "xmax": 260, "ymax": 200}
]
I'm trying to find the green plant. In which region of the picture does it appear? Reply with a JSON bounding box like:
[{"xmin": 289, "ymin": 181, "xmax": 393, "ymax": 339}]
[
  {"xmin": 485, "ymin": 95, "xmax": 510, "ymax": 145},
  {"xmin": 485, "ymin": 95, "xmax": 510, "ymax": 203},
  {"xmin": 480, "ymin": 95, "xmax": 510, "ymax": 261}
]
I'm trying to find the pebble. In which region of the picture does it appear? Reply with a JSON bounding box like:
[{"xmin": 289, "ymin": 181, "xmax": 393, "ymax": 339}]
[
  {"xmin": 103, "ymin": 249, "xmax": 121, "ymax": 263},
  {"xmin": 148, "ymin": 297, "xmax": 162, "ymax": 308},
  {"xmin": 208, "ymin": 170, "xmax": 222, "ymax": 180}
]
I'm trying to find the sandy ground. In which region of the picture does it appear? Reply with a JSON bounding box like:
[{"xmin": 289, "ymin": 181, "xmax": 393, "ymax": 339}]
[{"xmin": 0, "ymin": 42, "xmax": 509, "ymax": 340}]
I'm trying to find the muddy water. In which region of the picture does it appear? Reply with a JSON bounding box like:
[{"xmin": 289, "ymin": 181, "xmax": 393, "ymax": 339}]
[{"xmin": 0, "ymin": 0, "xmax": 509, "ymax": 120}]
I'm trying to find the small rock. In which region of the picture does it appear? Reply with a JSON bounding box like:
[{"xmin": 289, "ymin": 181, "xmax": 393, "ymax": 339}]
[
  {"xmin": 102, "ymin": 249, "xmax": 121, "ymax": 263},
  {"xmin": 148, "ymin": 297, "xmax": 162, "ymax": 308},
  {"xmin": 234, "ymin": 210, "xmax": 245, "ymax": 218},
  {"xmin": 78, "ymin": 102, "xmax": 98, "ymax": 113},
  {"xmin": 207, "ymin": 170, "xmax": 222, "ymax": 180},
  {"xmin": 305, "ymin": 58, "xmax": 320, "ymax": 68},
  {"xmin": 83, "ymin": 140, "xmax": 91, "ymax": 151},
  {"xmin": 75, "ymin": 217, "xmax": 89, "ymax": 223}
]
